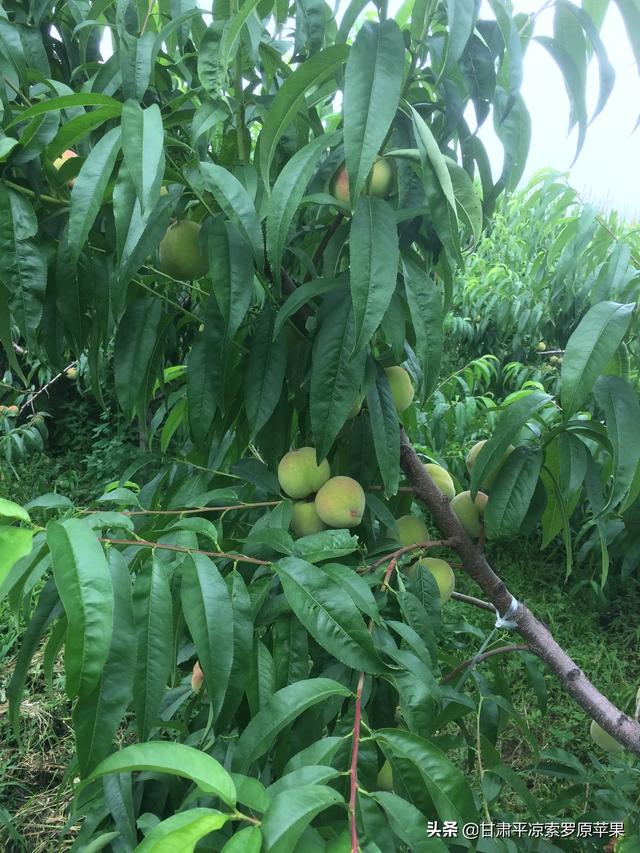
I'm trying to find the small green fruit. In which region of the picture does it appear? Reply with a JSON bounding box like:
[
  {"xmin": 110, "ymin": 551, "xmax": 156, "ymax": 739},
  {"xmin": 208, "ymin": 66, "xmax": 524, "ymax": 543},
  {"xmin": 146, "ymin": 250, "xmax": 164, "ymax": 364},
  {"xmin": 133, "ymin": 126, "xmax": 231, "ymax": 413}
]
[
  {"xmin": 537, "ymin": 341, "xmax": 547, "ymax": 351},
  {"xmin": 278, "ymin": 447, "xmax": 331, "ymax": 499},
  {"xmin": 330, "ymin": 157, "xmax": 394, "ymax": 206},
  {"xmin": 385, "ymin": 366, "xmax": 414, "ymax": 413},
  {"xmin": 549, "ymin": 355, "xmax": 559, "ymax": 365},
  {"xmin": 408, "ymin": 557, "xmax": 455, "ymax": 602},
  {"xmin": 390, "ymin": 515, "xmax": 430, "ymax": 547},
  {"xmin": 291, "ymin": 501, "xmax": 327, "ymax": 537},
  {"xmin": 424, "ymin": 463, "xmax": 456, "ymax": 499},
  {"xmin": 589, "ymin": 719, "xmax": 624, "ymax": 753},
  {"xmin": 376, "ymin": 759, "xmax": 393, "ymax": 791},
  {"xmin": 465, "ymin": 440, "xmax": 514, "ymax": 489},
  {"xmin": 315, "ymin": 476, "xmax": 366, "ymax": 528},
  {"xmin": 159, "ymin": 220, "xmax": 208, "ymax": 281},
  {"xmin": 365, "ymin": 157, "xmax": 393, "ymax": 197},
  {"xmin": 329, "ymin": 165, "xmax": 350, "ymax": 205},
  {"xmin": 191, "ymin": 660, "xmax": 204, "ymax": 693},
  {"xmin": 450, "ymin": 490, "xmax": 488, "ymax": 538}
]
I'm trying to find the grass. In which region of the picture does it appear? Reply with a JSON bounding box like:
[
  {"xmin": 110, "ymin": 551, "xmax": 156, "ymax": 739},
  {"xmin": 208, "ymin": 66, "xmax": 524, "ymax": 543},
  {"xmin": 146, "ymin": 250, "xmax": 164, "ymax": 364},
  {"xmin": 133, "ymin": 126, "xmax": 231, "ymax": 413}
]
[{"xmin": 448, "ymin": 537, "xmax": 640, "ymax": 823}]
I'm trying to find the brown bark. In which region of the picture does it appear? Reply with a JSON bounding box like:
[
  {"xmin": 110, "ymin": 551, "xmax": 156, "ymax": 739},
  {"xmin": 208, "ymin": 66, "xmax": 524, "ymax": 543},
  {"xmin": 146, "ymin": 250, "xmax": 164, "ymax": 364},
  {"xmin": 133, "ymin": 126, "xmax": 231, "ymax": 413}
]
[{"xmin": 399, "ymin": 427, "xmax": 640, "ymax": 757}]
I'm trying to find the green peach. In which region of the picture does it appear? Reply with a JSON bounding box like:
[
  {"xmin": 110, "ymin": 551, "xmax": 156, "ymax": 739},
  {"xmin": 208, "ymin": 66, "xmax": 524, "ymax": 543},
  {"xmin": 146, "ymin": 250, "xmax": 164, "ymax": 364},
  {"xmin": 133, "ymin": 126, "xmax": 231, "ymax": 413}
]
[
  {"xmin": 385, "ymin": 366, "xmax": 414, "ymax": 413},
  {"xmin": 314, "ymin": 476, "xmax": 366, "ymax": 528},
  {"xmin": 159, "ymin": 220, "xmax": 208, "ymax": 281},
  {"xmin": 450, "ymin": 490, "xmax": 488, "ymax": 538},
  {"xmin": 277, "ymin": 447, "xmax": 331, "ymax": 499},
  {"xmin": 390, "ymin": 515, "xmax": 430, "ymax": 547},
  {"xmin": 291, "ymin": 501, "xmax": 327, "ymax": 538},
  {"xmin": 329, "ymin": 165, "xmax": 350, "ymax": 205},
  {"xmin": 465, "ymin": 440, "xmax": 514, "ymax": 489},
  {"xmin": 408, "ymin": 557, "xmax": 455, "ymax": 603},
  {"xmin": 365, "ymin": 157, "xmax": 393, "ymax": 197},
  {"xmin": 424, "ymin": 463, "xmax": 456, "ymax": 499}
]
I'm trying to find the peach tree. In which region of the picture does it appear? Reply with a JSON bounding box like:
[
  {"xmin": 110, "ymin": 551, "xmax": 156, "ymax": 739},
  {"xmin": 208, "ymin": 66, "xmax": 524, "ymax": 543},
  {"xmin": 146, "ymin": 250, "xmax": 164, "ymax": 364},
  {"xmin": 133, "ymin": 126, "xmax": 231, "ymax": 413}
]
[{"xmin": 1, "ymin": 0, "xmax": 640, "ymax": 850}]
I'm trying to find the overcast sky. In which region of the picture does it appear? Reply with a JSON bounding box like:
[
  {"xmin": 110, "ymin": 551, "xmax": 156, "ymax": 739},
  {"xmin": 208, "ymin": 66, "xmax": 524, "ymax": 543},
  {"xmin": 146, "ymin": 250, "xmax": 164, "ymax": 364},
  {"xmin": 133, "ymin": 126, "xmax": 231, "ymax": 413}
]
[{"xmin": 477, "ymin": 0, "xmax": 640, "ymax": 219}]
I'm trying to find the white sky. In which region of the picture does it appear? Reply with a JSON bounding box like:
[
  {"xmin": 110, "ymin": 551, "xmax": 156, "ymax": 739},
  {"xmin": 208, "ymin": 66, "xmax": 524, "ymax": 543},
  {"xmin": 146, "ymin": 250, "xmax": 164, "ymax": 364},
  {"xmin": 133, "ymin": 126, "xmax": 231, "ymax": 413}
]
[{"xmin": 477, "ymin": 0, "xmax": 640, "ymax": 219}]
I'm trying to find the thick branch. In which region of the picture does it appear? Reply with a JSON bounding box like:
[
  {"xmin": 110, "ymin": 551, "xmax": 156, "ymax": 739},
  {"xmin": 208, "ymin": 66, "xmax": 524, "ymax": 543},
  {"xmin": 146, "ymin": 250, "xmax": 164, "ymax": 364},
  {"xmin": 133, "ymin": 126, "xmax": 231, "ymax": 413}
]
[{"xmin": 399, "ymin": 428, "xmax": 640, "ymax": 757}]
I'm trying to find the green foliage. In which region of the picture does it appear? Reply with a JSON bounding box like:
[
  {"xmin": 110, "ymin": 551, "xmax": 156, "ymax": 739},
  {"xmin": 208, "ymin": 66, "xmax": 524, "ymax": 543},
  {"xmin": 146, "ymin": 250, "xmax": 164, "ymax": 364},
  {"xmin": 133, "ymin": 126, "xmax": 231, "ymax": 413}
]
[{"xmin": 0, "ymin": 0, "xmax": 639, "ymax": 849}]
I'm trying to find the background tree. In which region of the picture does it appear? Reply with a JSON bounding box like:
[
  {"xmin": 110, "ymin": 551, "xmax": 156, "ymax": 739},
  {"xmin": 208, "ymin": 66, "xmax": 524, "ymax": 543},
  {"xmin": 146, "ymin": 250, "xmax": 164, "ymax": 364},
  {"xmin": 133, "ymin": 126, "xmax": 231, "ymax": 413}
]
[{"xmin": 1, "ymin": 0, "xmax": 640, "ymax": 849}]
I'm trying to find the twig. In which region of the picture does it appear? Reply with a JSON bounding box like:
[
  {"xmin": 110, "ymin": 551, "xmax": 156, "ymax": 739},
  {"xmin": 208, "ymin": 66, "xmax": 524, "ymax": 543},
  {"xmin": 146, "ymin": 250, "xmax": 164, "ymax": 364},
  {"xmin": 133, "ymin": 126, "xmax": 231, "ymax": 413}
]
[
  {"xmin": 450, "ymin": 591, "xmax": 497, "ymax": 613},
  {"xmin": 349, "ymin": 670, "xmax": 365, "ymax": 853},
  {"xmin": 3, "ymin": 179, "xmax": 68, "ymax": 207},
  {"xmin": 441, "ymin": 644, "xmax": 531, "ymax": 684},
  {"xmin": 84, "ymin": 500, "xmax": 281, "ymax": 517},
  {"xmin": 361, "ymin": 539, "xmax": 452, "ymax": 573},
  {"xmin": 98, "ymin": 537, "xmax": 270, "ymax": 565},
  {"xmin": 281, "ymin": 270, "xmax": 313, "ymax": 323},
  {"xmin": 399, "ymin": 427, "xmax": 640, "ymax": 756},
  {"xmin": 18, "ymin": 361, "xmax": 77, "ymax": 416},
  {"xmin": 306, "ymin": 213, "xmax": 344, "ymax": 281},
  {"xmin": 349, "ymin": 557, "xmax": 397, "ymax": 851}
]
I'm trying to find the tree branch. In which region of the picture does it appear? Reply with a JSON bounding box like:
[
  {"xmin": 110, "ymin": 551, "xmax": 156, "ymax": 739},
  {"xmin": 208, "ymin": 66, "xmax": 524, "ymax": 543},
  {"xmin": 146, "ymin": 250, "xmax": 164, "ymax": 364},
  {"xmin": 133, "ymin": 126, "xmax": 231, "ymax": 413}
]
[
  {"xmin": 442, "ymin": 644, "xmax": 531, "ymax": 684},
  {"xmin": 98, "ymin": 537, "xmax": 270, "ymax": 566},
  {"xmin": 399, "ymin": 427, "xmax": 640, "ymax": 756},
  {"xmin": 450, "ymin": 591, "xmax": 497, "ymax": 614},
  {"xmin": 18, "ymin": 360, "xmax": 78, "ymax": 416}
]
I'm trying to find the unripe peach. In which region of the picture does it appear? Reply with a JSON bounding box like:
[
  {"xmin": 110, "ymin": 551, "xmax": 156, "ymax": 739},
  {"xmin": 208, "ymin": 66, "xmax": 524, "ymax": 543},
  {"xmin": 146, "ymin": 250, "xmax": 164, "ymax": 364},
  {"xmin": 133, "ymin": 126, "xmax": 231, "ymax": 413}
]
[
  {"xmin": 191, "ymin": 660, "xmax": 204, "ymax": 692},
  {"xmin": 450, "ymin": 490, "xmax": 488, "ymax": 538},
  {"xmin": 291, "ymin": 501, "xmax": 327, "ymax": 537},
  {"xmin": 423, "ymin": 463, "xmax": 456, "ymax": 499},
  {"xmin": 315, "ymin": 476, "xmax": 366, "ymax": 528},
  {"xmin": 407, "ymin": 557, "xmax": 455, "ymax": 602},
  {"xmin": 365, "ymin": 157, "xmax": 393, "ymax": 197},
  {"xmin": 389, "ymin": 515, "xmax": 430, "ymax": 547},
  {"xmin": 465, "ymin": 440, "xmax": 514, "ymax": 489},
  {"xmin": 384, "ymin": 366, "xmax": 414, "ymax": 413},
  {"xmin": 329, "ymin": 165, "xmax": 350, "ymax": 205},
  {"xmin": 329, "ymin": 157, "xmax": 394, "ymax": 206},
  {"xmin": 159, "ymin": 220, "xmax": 208, "ymax": 281},
  {"xmin": 277, "ymin": 447, "xmax": 331, "ymax": 499}
]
